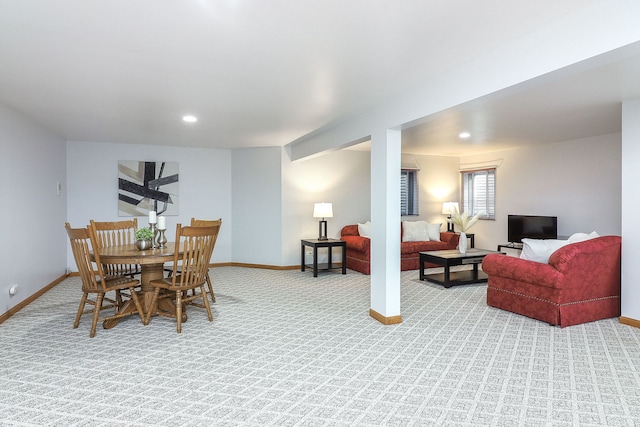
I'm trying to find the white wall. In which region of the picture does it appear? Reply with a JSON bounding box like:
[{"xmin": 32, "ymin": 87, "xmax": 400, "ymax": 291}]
[
  {"xmin": 64, "ymin": 143, "xmax": 374, "ymax": 270},
  {"xmin": 410, "ymin": 154, "xmax": 460, "ymax": 225},
  {"xmin": 0, "ymin": 103, "xmax": 67, "ymax": 313},
  {"xmin": 66, "ymin": 141, "xmax": 232, "ymax": 270},
  {"xmin": 459, "ymin": 133, "xmax": 621, "ymax": 251},
  {"xmin": 280, "ymin": 150, "xmax": 459, "ymax": 267},
  {"xmin": 621, "ymin": 99, "xmax": 640, "ymax": 321},
  {"xmin": 281, "ymin": 147, "xmax": 372, "ymax": 266},
  {"xmin": 231, "ymin": 147, "xmax": 283, "ymax": 265}
]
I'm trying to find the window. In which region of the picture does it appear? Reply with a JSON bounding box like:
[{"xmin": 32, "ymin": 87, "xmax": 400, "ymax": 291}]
[
  {"xmin": 461, "ymin": 168, "xmax": 495, "ymax": 219},
  {"xmin": 401, "ymin": 169, "xmax": 419, "ymax": 216}
]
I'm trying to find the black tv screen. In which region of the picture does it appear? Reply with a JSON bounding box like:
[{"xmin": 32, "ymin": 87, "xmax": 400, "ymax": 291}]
[{"xmin": 508, "ymin": 215, "xmax": 558, "ymax": 243}]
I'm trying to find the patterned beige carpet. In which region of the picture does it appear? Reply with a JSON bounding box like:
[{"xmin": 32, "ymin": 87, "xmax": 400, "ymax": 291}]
[{"xmin": 1, "ymin": 266, "xmax": 639, "ymax": 426}]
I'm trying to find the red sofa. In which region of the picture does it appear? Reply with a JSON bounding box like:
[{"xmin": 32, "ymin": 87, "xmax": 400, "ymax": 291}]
[
  {"xmin": 481, "ymin": 236, "xmax": 621, "ymax": 327},
  {"xmin": 340, "ymin": 224, "xmax": 459, "ymax": 275}
]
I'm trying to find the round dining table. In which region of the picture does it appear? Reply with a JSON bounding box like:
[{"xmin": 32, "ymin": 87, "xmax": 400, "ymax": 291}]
[{"xmin": 93, "ymin": 242, "xmax": 182, "ymax": 328}]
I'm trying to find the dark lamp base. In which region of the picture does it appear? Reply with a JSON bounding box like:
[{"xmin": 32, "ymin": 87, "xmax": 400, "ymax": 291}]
[{"xmin": 318, "ymin": 219, "xmax": 328, "ymax": 240}]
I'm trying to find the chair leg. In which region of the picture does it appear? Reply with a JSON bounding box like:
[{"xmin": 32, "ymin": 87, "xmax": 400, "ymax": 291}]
[
  {"xmin": 144, "ymin": 288, "xmax": 160, "ymax": 325},
  {"xmin": 201, "ymin": 285, "xmax": 213, "ymax": 322},
  {"xmin": 115, "ymin": 290, "xmax": 123, "ymax": 312},
  {"xmin": 74, "ymin": 293, "xmax": 88, "ymax": 329},
  {"xmin": 128, "ymin": 287, "xmax": 145, "ymax": 323},
  {"xmin": 175, "ymin": 290, "xmax": 182, "ymax": 333},
  {"xmin": 90, "ymin": 293, "xmax": 104, "ymax": 338},
  {"xmin": 206, "ymin": 272, "xmax": 215, "ymax": 303}
]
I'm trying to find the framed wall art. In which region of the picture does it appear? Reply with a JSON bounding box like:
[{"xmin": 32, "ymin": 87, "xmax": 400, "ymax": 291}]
[{"xmin": 118, "ymin": 160, "xmax": 179, "ymax": 217}]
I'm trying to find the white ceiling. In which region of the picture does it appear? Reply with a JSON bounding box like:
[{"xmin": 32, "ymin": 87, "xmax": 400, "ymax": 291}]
[
  {"xmin": 1, "ymin": 1, "xmax": 638, "ymax": 156},
  {"xmin": 400, "ymin": 42, "xmax": 640, "ymax": 156}
]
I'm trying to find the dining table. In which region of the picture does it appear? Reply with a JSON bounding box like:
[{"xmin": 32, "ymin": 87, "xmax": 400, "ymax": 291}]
[{"xmin": 92, "ymin": 242, "xmax": 183, "ymax": 329}]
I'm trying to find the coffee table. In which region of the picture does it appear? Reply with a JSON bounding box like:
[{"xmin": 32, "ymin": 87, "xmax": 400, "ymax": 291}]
[{"xmin": 419, "ymin": 248, "xmax": 503, "ymax": 288}]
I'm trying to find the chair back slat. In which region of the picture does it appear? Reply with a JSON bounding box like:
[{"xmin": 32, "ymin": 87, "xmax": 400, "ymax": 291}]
[
  {"xmin": 89, "ymin": 219, "xmax": 140, "ymax": 276},
  {"xmin": 169, "ymin": 223, "xmax": 221, "ymax": 289},
  {"xmin": 65, "ymin": 223, "xmax": 106, "ymax": 292}
]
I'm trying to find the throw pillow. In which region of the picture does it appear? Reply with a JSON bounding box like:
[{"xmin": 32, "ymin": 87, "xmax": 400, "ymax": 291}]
[
  {"xmin": 357, "ymin": 221, "xmax": 371, "ymax": 238},
  {"xmin": 402, "ymin": 221, "xmax": 430, "ymax": 242},
  {"xmin": 427, "ymin": 223, "xmax": 442, "ymax": 241},
  {"xmin": 568, "ymin": 231, "xmax": 600, "ymax": 243},
  {"xmin": 520, "ymin": 238, "xmax": 568, "ymax": 264}
]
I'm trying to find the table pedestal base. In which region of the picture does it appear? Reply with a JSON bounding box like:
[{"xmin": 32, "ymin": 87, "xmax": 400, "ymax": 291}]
[{"xmin": 103, "ymin": 262, "xmax": 184, "ymax": 329}]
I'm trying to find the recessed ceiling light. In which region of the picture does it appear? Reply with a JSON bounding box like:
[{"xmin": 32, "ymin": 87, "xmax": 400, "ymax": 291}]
[
  {"xmin": 183, "ymin": 115, "xmax": 198, "ymax": 123},
  {"xmin": 459, "ymin": 132, "xmax": 471, "ymax": 139}
]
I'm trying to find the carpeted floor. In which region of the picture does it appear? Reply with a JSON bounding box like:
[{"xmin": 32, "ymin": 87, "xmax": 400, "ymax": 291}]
[{"xmin": 1, "ymin": 266, "xmax": 639, "ymax": 426}]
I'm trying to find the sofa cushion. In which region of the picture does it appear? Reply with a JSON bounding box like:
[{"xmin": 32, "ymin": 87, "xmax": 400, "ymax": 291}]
[
  {"xmin": 401, "ymin": 240, "xmax": 450, "ymax": 254},
  {"xmin": 358, "ymin": 221, "xmax": 371, "ymax": 238},
  {"xmin": 402, "ymin": 220, "xmax": 430, "ymax": 242},
  {"xmin": 520, "ymin": 231, "xmax": 600, "ymax": 264},
  {"xmin": 568, "ymin": 231, "xmax": 600, "ymax": 243},
  {"xmin": 520, "ymin": 238, "xmax": 568, "ymax": 264},
  {"xmin": 427, "ymin": 223, "xmax": 442, "ymax": 241}
]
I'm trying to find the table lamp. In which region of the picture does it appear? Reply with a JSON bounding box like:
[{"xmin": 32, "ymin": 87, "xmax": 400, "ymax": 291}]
[
  {"xmin": 441, "ymin": 201, "xmax": 459, "ymax": 232},
  {"xmin": 313, "ymin": 202, "xmax": 333, "ymax": 240}
]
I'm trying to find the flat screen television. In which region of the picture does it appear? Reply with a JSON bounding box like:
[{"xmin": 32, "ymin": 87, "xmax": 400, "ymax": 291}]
[{"xmin": 508, "ymin": 215, "xmax": 558, "ymax": 243}]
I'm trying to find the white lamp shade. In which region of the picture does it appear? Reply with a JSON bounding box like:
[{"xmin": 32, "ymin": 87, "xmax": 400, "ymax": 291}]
[
  {"xmin": 313, "ymin": 202, "xmax": 333, "ymax": 218},
  {"xmin": 441, "ymin": 202, "xmax": 459, "ymax": 215}
]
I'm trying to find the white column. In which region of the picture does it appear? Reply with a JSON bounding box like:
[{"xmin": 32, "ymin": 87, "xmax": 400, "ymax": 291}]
[
  {"xmin": 621, "ymin": 98, "xmax": 640, "ymax": 323},
  {"xmin": 369, "ymin": 128, "xmax": 402, "ymax": 324}
]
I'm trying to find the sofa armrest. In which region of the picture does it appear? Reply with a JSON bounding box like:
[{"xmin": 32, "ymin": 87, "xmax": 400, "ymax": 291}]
[
  {"xmin": 482, "ymin": 253, "xmax": 563, "ymax": 288},
  {"xmin": 341, "ymin": 224, "xmax": 359, "ymax": 237},
  {"xmin": 342, "ymin": 235, "xmax": 370, "ymax": 253},
  {"xmin": 549, "ymin": 236, "xmax": 621, "ymax": 273},
  {"xmin": 546, "ymin": 236, "xmax": 621, "ymax": 292},
  {"xmin": 439, "ymin": 232, "xmax": 459, "ymax": 248}
]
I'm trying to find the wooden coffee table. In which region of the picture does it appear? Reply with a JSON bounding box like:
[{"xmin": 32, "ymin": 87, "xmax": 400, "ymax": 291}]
[{"xmin": 419, "ymin": 248, "xmax": 503, "ymax": 288}]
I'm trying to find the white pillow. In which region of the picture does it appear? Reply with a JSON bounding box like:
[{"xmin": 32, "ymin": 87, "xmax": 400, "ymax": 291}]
[
  {"xmin": 520, "ymin": 238, "xmax": 568, "ymax": 264},
  {"xmin": 402, "ymin": 221, "xmax": 430, "ymax": 242},
  {"xmin": 427, "ymin": 223, "xmax": 442, "ymax": 241},
  {"xmin": 357, "ymin": 221, "xmax": 371, "ymax": 238},
  {"xmin": 568, "ymin": 231, "xmax": 600, "ymax": 243}
]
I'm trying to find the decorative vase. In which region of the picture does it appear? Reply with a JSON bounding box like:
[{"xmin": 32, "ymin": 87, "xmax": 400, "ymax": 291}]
[
  {"xmin": 459, "ymin": 231, "xmax": 467, "ymax": 254},
  {"xmin": 136, "ymin": 239, "xmax": 153, "ymax": 250}
]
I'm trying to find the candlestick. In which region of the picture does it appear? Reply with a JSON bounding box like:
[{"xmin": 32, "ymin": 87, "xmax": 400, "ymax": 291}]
[
  {"xmin": 157, "ymin": 215, "xmax": 166, "ymax": 230},
  {"xmin": 149, "ymin": 222, "xmax": 158, "ymax": 249},
  {"xmin": 157, "ymin": 229, "xmax": 167, "ymax": 248},
  {"xmin": 148, "ymin": 210, "xmax": 157, "ymax": 224}
]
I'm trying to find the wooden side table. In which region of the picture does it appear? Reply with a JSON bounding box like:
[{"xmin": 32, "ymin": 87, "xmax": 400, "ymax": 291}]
[
  {"xmin": 465, "ymin": 233, "xmax": 475, "ymax": 248},
  {"xmin": 301, "ymin": 238, "xmax": 347, "ymax": 277}
]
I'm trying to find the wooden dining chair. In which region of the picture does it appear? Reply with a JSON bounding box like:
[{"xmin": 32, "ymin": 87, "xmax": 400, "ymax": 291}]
[
  {"xmin": 89, "ymin": 219, "xmax": 142, "ymax": 278},
  {"xmin": 166, "ymin": 218, "xmax": 222, "ymax": 303},
  {"xmin": 144, "ymin": 223, "xmax": 221, "ymax": 333},
  {"xmin": 66, "ymin": 223, "xmax": 145, "ymax": 338}
]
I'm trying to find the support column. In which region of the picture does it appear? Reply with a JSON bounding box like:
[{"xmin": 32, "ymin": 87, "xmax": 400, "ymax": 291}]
[
  {"xmin": 621, "ymin": 98, "xmax": 640, "ymax": 327},
  {"xmin": 369, "ymin": 128, "xmax": 402, "ymax": 324}
]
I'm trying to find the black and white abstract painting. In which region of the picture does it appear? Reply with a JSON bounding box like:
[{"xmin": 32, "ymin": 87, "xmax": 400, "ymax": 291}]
[{"xmin": 118, "ymin": 161, "xmax": 179, "ymax": 217}]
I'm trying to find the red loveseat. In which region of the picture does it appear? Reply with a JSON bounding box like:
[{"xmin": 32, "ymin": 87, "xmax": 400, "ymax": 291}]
[
  {"xmin": 481, "ymin": 236, "xmax": 621, "ymax": 327},
  {"xmin": 340, "ymin": 224, "xmax": 459, "ymax": 275}
]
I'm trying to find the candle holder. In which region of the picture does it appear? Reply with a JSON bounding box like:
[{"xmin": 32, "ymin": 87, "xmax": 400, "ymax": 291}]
[
  {"xmin": 149, "ymin": 223, "xmax": 158, "ymax": 249},
  {"xmin": 156, "ymin": 229, "xmax": 167, "ymax": 248}
]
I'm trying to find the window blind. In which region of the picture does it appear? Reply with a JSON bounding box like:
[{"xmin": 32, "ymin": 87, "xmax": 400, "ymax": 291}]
[
  {"xmin": 401, "ymin": 170, "xmax": 419, "ymax": 216},
  {"xmin": 462, "ymin": 168, "xmax": 495, "ymax": 219}
]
